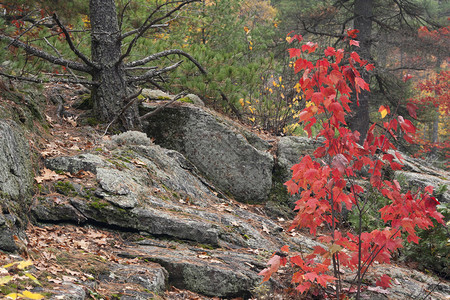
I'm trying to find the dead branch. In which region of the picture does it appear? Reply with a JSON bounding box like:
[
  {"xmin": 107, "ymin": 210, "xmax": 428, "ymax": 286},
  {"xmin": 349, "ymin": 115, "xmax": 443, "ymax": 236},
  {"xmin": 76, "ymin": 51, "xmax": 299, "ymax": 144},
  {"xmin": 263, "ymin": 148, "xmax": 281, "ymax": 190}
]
[
  {"xmin": 0, "ymin": 34, "xmax": 93, "ymax": 73},
  {"xmin": 127, "ymin": 61, "xmax": 183, "ymax": 83},
  {"xmin": 52, "ymin": 13, "xmax": 98, "ymax": 69},
  {"xmin": 120, "ymin": 24, "xmax": 169, "ymax": 40},
  {"xmin": 140, "ymin": 91, "xmax": 187, "ymax": 122},
  {"xmin": 0, "ymin": 71, "xmax": 97, "ymax": 86},
  {"xmin": 118, "ymin": 0, "xmax": 132, "ymax": 32},
  {"xmin": 125, "ymin": 49, "xmax": 207, "ymax": 75}
]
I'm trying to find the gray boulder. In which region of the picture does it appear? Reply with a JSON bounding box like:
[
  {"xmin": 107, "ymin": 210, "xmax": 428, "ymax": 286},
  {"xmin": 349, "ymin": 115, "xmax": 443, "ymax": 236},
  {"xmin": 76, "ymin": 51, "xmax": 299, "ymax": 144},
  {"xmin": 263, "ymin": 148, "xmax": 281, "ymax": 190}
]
[
  {"xmin": 141, "ymin": 103, "xmax": 274, "ymax": 203},
  {"xmin": 33, "ymin": 138, "xmax": 283, "ymax": 250},
  {"xmin": 0, "ymin": 120, "xmax": 33, "ymax": 252},
  {"xmin": 119, "ymin": 244, "xmax": 272, "ymax": 298},
  {"xmin": 0, "ymin": 120, "xmax": 33, "ymax": 200}
]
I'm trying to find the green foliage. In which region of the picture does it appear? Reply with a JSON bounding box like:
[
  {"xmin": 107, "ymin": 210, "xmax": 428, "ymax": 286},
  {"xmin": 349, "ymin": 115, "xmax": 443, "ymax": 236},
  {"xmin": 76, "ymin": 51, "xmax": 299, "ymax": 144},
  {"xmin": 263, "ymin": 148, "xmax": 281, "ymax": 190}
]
[
  {"xmin": 402, "ymin": 202, "xmax": 450, "ymax": 279},
  {"xmin": 348, "ymin": 189, "xmax": 390, "ymax": 232},
  {"xmin": 54, "ymin": 181, "xmax": 76, "ymax": 196}
]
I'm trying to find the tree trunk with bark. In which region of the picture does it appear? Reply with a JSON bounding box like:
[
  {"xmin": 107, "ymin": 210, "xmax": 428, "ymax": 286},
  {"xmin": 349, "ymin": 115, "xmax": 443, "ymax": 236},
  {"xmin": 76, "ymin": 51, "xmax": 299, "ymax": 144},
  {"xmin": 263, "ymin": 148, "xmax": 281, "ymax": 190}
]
[
  {"xmin": 349, "ymin": 0, "xmax": 373, "ymax": 142},
  {"xmin": 89, "ymin": 0, "xmax": 140, "ymax": 129}
]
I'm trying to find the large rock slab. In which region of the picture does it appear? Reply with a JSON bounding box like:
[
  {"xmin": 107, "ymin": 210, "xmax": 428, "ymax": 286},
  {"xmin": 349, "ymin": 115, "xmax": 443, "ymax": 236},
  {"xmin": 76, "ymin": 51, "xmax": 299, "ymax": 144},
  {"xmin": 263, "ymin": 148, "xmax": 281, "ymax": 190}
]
[
  {"xmin": 33, "ymin": 132, "xmax": 284, "ymax": 250},
  {"xmin": 118, "ymin": 242, "xmax": 273, "ymax": 298},
  {"xmin": 141, "ymin": 103, "xmax": 274, "ymax": 203},
  {"xmin": 0, "ymin": 120, "xmax": 33, "ymax": 252},
  {"xmin": 0, "ymin": 120, "xmax": 33, "ymax": 200}
]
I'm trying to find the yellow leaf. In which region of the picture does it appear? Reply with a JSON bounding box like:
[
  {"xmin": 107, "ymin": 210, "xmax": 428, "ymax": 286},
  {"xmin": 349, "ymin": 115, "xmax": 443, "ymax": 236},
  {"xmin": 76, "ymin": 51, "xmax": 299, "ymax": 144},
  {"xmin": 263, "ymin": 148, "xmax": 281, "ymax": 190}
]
[
  {"xmin": 239, "ymin": 98, "xmax": 244, "ymax": 107},
  {"xmin": 2, "ymin": 262, "xmax": 17, "ymax": 269},
  {"xmin": 25, "ymin": 273, "xmax": 41, "ymax": 286},
  {"xmin": 6, "ymin": 293, "xmax": 22, "ymax": 299},
  {"xmin": 17, "ymin": 260, "xmax": 33, "ymax": 270},
  {"xmin": 22, "ymin": 290, "xmax": 45, "ymax": 299},
  {"xmin": 0, "ymin": 275, "xmax": 13, "ymax": 285},
  {"xmin": 379, "ymin": 107, "xmax": 388, "ymax": 119}
]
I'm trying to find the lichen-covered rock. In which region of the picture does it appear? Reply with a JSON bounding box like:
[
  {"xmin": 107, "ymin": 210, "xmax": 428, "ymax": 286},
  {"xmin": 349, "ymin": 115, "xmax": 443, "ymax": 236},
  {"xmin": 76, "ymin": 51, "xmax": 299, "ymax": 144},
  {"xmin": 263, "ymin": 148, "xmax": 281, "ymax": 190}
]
[
  {"xmin": 45, "ymin": 153, "xmax": 111, "ymax": 174},
  {"xmin": 33, "ymin": 138, "xmax": 283, "ymax": 250},
  {"xmin": 0, "ymin": 120, "xmax": 33, "ymax": 252},
  {"xmin": 119, "ymin": 244, "xmax": 271, "ymax": 298},
  {"xmin": 141, "ymin": 103, "xmax": 274, "ymax": 203},
  {"xmin": 108, "ymin": 263, "xmax": 168, "ymax": 293},
  {"xmin": 0, "ymin": 120, "xmax": 33, "ymax": 200},
  {"xmin": 141, "ymin": 89, "xmax": 172, "ymax": 100}
]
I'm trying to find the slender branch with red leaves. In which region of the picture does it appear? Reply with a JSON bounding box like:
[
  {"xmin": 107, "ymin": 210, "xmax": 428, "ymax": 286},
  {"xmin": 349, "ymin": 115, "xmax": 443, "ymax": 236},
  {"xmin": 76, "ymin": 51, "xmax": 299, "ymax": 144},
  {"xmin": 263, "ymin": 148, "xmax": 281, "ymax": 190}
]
[{"xmin": 258, "ymin": 31, "xmax": 445, "ymax": 299}]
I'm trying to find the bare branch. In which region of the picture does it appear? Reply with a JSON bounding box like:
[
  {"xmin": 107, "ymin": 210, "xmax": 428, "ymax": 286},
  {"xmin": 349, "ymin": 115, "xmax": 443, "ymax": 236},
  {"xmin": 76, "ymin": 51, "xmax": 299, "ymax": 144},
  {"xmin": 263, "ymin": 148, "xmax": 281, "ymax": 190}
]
[
  {"xmin": 140, "ymin": 91, "xmax": 187, "ymax": 122},
  {"xmin": 118, "ymin": 0, "xmax": 132, "ymax": 32},
  {"xmin": 52, "ymin": 13, "xmax": 98, "ymax": 69},
  {"xmin": 127, "ymin": 61, "xmax": 183, "ymax": 83},
  {"xmin": 118, "ymin": 0, "xmax": 200, "ymax": 63},
  {"xmin": 0, "ymin": 34, "xmax": 93, "ymax": 73},
  {"xmin": 121, "ymin": 24, "xmax": 169, "ymax": 40},
  {"xmin": 126, "ymin": 49, "xmax": 206, "ymax": 74},
  {"xmin": 125, "ymin": 66, "xmax": 158, "ymax": 71},
  {"xmin": 0, "ymin": 71, "xmax": 97, "ymax": 86}
]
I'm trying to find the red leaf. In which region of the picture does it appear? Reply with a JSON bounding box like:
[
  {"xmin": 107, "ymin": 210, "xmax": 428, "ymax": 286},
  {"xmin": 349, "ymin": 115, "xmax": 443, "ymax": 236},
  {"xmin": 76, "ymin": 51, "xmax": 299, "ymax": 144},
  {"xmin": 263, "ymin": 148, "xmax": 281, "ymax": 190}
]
[
  {"xmin": 296, "ymin": 281, "xmax": 312, "ymax": 294},
  {"xmin": 403, "ymin": 74, "xmax": 413, "ymax": 82},
  {"xmin": 398, "ymin": 116, "xmax": 416, "ymax": 134},
  {"xmin": 424, "ymin": 195, "xmax": 440, "ymax": 211},
  {"xmin": 281, "ymin": 245, "xmax": 290, "ymax": 252},
  {"xmin": 324, "ymin": 47, "xmax": 336, "ymax": 56},
  {"xmin": 336, "ymin": 49, "xmax": 344, "ymax": 64},
  {"xmin": 302, "ymin": 42, "xmax": 318, "ymax": 53},
  {"xmin": 349, "ymin": 39, "xmax": 360, "ymax": 47},
  {"xmin": 365, "ymin": 63, "xmax": 375, "ymax": 71},
  {"xmin": 285, "ymin": 180, "xmax": 299, "ymax": 195},
  {"xmin": 332, "ymin": 154, "xmax": 349, "ymax": 173},
  {"xmin": 292, "ymin": 34, "xmax": 303, "ymax": 43},
  {"xmin": 314, "ymin": 146, "xmax": 327, "ymax": 158},
  {"xmin": 347, "ymin": 29, "xmax": 360, "ymax": 38},
  {"xmin": 258, "ymin": 254, "xmax": 285, "ymax": 282},
  {"xmin": 304, "ymin": 272, "xmax": 318, "ymax": 282},
  {"xmin": 288, "ymin": 48, "xmax": 302, "ymax": 58},
  {"xmin": 355, "ymin": 77, "xmax": 370, "ymax": 91},
  {"xmin": 406, "ymin": 102, "xmax": 418, "ymax": 119}
]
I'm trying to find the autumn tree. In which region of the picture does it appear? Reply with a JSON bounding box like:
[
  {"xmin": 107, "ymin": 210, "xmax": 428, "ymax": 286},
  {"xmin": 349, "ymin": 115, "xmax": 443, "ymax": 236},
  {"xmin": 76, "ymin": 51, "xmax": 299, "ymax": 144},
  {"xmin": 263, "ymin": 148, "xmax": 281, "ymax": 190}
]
[
  {"xmin": 259, "ymin": 35, "xmax": 445, "ymax": 300},
  {"xmin": 0, "ymin": 0, "xmax": 204, "ymax": 129}
]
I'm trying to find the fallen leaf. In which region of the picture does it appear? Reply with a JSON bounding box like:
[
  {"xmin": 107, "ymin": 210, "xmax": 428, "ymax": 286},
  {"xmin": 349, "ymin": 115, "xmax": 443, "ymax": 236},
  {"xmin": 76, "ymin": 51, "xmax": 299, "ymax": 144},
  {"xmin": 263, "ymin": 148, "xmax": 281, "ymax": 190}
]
[{"xmin": 34, "ymin": 168, "xmax": 67, "ymax": 183}]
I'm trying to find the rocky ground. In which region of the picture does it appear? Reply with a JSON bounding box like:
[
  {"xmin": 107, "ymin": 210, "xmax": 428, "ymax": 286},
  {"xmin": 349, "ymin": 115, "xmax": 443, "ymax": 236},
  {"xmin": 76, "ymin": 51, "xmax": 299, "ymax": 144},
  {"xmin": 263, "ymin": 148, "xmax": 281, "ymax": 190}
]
[{"xmin": 0, "ymin": 84, "xmax": 449, "ymax": 299}]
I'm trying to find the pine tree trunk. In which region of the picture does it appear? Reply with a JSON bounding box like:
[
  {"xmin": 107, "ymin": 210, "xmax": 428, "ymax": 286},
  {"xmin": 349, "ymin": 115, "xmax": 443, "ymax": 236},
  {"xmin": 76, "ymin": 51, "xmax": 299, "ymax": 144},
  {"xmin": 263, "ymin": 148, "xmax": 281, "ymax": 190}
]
[
  {"xmin": 349, "ymin": 0, "xmax": 373, "ymax": 142},
  {"xmin": 89, "ymin": 0, "xmax": 141, "ymax": 129}
]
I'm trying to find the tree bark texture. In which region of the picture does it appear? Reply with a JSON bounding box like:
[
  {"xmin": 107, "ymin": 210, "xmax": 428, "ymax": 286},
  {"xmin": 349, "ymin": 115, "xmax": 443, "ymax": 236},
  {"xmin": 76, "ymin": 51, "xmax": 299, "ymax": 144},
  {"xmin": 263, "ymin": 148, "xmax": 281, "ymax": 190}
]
[
  {"xmin": 349, "ymin": 0, "xmax": 373, "ymax": 142},
  {"xmin": 89, "ymin": 0, "xmax": 141, "ymax": 129}
]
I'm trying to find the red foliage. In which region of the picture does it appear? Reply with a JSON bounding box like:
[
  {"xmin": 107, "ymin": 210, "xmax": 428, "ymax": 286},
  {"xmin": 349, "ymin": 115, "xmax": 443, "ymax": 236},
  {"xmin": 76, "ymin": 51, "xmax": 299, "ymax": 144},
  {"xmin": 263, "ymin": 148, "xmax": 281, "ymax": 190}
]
[{"xmin": 259, "ymin": 34, "xmax": 445, "ymax": 298}]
